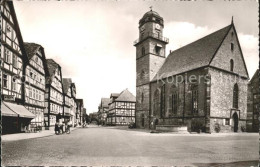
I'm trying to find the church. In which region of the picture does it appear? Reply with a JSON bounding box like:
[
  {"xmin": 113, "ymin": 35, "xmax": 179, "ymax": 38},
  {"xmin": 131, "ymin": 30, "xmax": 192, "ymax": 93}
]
[{"xmin": 134, "ymin": 9, "xmax": 249, "ymax": 133}]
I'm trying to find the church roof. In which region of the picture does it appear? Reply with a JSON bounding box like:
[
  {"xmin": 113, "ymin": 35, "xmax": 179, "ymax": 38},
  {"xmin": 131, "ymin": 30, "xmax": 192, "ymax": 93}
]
[
  {"xmin": 24, "ymin": 42, "xmax": 41, "ymax": 60},
  {"xmin": 62, "ymin": 78, "xmax": 72, "ymax": 94},
  {"xmin": 115, "ymin": 89, "xmax": 136, "ymax": 102},
  {"xmin": 152, "ymin": 24, "xmax": 232, "ymax": 81}
]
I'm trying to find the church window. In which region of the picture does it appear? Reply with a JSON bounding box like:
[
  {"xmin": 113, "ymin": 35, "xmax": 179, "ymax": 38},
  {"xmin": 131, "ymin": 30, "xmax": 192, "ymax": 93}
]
[
  {"xmin": 169, "ymin": 84, "xmax": 178, "ymax": 115},
  {"xmin": 160, "ymin": 84, "xmax": 166, "ymax": 117},
  {"xmin": 231, "ymin": 32, "xmax": 234, "ymax": 37},
  {"xmin": 233, "ymin": 83, "xmax": 239, "ymax": 109},
  {"xmin": 142, "ymin": 47, "xmax": 145, "ymax": 56},
  {"xmin": 173, "ymin": 92, "xmax": 178, "ymax": 114},
  {"xmin": 230, "ymin": 59, "xmax": 234, "ymax": 72},
  {"xmin": 191, "ymin": 84, "xmax": 198, "ymax": 114},
  {"xmin": 141, "ymin": 92, "xmax": 144, "ymax": 103},
  {"xmin": 231, "ymin": 43, "xmax": 234, "ymax": 51},
  {"xmin": 3, "ymin": 74, "xmax": 8, "ymax": 88},
  {"xmin": 153, "ymin": 89, "xmax": 160, "ymax": 116}
]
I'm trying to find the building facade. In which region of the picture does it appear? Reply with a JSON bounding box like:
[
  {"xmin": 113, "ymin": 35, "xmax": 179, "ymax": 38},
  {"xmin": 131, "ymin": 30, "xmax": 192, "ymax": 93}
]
[
  {"xmin": 62, "ymin": 78, "xmax": 77, "ymax": 126},
  {"xmin": 246, "ymin": 69, "xmax": 259, "ymax": 132},
  {"xmin": 76, "ymin": 99, "xmax": 84, "ymax": 125},
  {"xmin": 44, "ymin": 59, "xmax": 64, "ymax": 129},
  {"xmin": 98, "ymin": 98, "xmax": 109, "ymax": 125},
  {"xmin": 107, "ymin": 89, "xmax": 136, "ymax": 126},
  {"xmin": 1, "ymin": 1, "xmax": 35, "ymax": 134},
  {"xmin": 24, "ymin": 43, "xmax": 48, "ymax": 128},
  {"xmin": 135, "ymin": 10, "xmax": 249, "ymax": 133}
]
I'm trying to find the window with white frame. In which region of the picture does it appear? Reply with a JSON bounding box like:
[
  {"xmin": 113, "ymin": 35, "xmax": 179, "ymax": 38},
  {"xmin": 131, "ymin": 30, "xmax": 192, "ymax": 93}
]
[{"xmin": 4, "ymin": 48, "xmax": 10, "ymax": 63}]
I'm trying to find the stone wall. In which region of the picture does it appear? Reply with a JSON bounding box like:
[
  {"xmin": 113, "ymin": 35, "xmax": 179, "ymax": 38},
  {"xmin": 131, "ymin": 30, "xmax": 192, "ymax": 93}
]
[{"xmin": 209, "ymin": 68, "xmax": 248, "ymax": 120}]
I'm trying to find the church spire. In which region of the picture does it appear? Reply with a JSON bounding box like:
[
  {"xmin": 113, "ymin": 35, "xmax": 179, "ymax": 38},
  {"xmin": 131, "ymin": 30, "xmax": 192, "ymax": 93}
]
[{"xmin": 231, "ymin": 16, "xmax": 234, "ymax": 24}]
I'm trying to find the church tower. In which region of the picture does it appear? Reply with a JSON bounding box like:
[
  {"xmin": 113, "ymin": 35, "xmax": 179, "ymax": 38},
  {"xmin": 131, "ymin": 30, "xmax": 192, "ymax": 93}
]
[{"xmin": 134, "ymin": 8, "xmax": 168, "ymax": 128}]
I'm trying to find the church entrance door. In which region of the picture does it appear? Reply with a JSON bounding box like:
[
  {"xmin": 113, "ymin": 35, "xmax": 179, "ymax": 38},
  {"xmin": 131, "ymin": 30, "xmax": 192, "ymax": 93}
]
[{"xmin": 232, "ymin": 112, "xmax": 239, "ymax": 132}]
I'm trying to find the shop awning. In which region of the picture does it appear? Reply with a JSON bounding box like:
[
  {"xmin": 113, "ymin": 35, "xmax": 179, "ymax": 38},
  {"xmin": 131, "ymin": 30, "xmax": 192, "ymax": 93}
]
[
  {"xmin": 4, "ymin": 102, "xmax": 35, "ymax": 119},
  {"xmin": 1, "ymin": 102, "xmax": 18, "ymax": 117}
]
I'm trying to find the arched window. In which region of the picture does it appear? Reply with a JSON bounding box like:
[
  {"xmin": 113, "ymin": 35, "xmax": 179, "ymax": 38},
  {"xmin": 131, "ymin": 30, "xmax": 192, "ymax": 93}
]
[
  {"xmin": 153, "ymin": 89, "xmax": 160, "ymax": 116},
  {"xmin": 231, "ymin": 43, "xmax": 234, "ymax": 51},
  {"xmin": 230, "ymin": 59, "xmax": 234, "ymax": 72},
  {"xmin": 191, "ymin": 84, "xmax": 198, "ymax": 114},
  {"xmin": 169, "ymin": 84, "xmax": 178, "ymax": 115},
  {"xmin": 233, "ymin": 83, "xmax": 239, "ymax": 109},
  {"xmin": 141, "ymin": 92, "xmax": 144, "ymax": 103},
  {"xmin": 160, "ymin": 84, "xmax": 166, "ymax": 118},
  {"xmin": 142, "ymin": 47, "xmax": 145, "ymax": 56}
]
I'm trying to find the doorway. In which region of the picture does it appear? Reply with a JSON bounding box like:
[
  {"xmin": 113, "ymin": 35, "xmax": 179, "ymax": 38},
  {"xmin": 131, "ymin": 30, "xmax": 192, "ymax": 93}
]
[
  {"xmin": 141, "ymin": 114, "xmax": 145, "ymax": 127},
  {"xmin": 232, "ymin": 112, "xmax": 239, "ymax": 132}
]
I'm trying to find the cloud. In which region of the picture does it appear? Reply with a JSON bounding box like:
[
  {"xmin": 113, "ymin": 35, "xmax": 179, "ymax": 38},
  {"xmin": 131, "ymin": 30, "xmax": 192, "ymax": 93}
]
[{"xmin": 238, "ymin": 34, "xmax": 259, "ymax": 78}]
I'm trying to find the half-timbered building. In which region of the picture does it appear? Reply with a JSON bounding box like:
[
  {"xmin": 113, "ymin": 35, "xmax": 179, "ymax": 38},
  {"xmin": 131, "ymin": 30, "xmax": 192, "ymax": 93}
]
[
  {"xmin": 107, "ymin": 89, "xmax": 136, "ymax": 126},
  {"xmin": 62, "ymin": 78, "xmax": 77, "ymax": 126},
  {"xmin": 44, "ymin": 59, "xmax": 64, "ymax": 129},
  {"xmin": 98, "ymin": 98, "xmax": 110, "ymax": 125},
  {"xmin": 24, "ymin": 43, "xmax": 48, "ymax": 128},
  {"xmin": 1, "ymin": 1, "xmax": 35, "ymax": 134},
  {"xmin": 76, "ymin": 99, "xmax": 84, "ymax": 125}
]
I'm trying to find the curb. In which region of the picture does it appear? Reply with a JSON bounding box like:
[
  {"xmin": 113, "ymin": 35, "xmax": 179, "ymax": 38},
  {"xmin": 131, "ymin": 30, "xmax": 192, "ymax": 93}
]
[{"xmin": 2, "ymin": 128, "xmax": 78, "ymax": 142}]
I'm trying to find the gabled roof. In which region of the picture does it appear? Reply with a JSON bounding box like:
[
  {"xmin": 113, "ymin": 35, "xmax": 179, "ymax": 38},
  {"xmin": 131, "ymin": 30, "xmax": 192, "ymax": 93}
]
[
  {"xmin": 152, "ymin": 24, "xmax": 232, "ymax": 81},
  {"xmin": 101, "ymin": 98, "xmax": 110, "ymax": 108},
  {"xmin": 62, "ymin": 78, "xmax": 72, "ymax": 94},
  {"xmin": 249, "ymin": 69, "xmax": 259, "ymax": 85},
  {"xmin": 115, "ymin": 89, "xmax": 136, "ymax": 102},
  {"xmin": 24, "ymin": 42, "xmax": 41, "ymax": 60},
  {"xmin": 46, "ymin": 59, "xmax": 60, "ymax": 84},
  {"xmin": 23, "ymin": 42, "xmax": 49, "ymax": 76}
]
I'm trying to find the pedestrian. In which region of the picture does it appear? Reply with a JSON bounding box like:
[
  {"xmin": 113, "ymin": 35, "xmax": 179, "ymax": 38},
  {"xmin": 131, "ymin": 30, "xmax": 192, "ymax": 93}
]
[{"xmin": 55, "ymin": 122, "xmax": 59, "ymax": 135}]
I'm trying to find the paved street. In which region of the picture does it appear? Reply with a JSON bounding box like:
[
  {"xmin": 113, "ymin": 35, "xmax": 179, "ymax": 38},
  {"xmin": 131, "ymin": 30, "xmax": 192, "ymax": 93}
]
[{"xmin": 2, "ymin": 126, "xmax": 259, "ymax": 166}]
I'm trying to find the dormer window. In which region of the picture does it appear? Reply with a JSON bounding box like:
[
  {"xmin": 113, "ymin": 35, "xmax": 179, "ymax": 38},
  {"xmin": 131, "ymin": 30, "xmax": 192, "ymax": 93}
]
[
  {"xmin": 231, "ymin": 43, "xmax": 234, "ymax": 51},
  {"xmin": 230, "ymin": 59, "xmax": 234, "ymax": 72}
]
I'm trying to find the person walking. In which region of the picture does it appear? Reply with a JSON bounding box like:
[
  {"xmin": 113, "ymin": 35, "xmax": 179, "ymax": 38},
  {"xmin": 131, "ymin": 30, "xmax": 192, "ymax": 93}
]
[{"xmin": 55, "ymin": 122, "xmax": 59, "ymax": 135}]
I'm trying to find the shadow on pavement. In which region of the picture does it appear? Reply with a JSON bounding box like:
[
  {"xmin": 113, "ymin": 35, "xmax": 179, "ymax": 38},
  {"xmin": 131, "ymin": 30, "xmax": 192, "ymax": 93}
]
[{"xmin": 193, "ymin": 160, "xmax": 258, "ymax": 167}]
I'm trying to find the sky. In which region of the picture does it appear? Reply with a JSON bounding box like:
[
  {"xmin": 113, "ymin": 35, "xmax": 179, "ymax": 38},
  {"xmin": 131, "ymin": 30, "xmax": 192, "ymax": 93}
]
[{"xmin": 13, "ymin": 1, "xmax": 259, "ymax": 114}]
